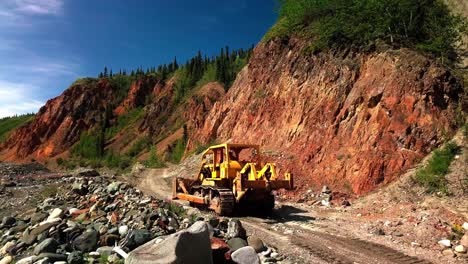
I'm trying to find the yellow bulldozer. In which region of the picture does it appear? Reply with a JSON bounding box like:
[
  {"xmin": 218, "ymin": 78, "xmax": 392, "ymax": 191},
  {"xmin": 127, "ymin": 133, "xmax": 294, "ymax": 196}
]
[{"xmin": 172, "ymin": 143, "xmax": 293, "ymax": 215}]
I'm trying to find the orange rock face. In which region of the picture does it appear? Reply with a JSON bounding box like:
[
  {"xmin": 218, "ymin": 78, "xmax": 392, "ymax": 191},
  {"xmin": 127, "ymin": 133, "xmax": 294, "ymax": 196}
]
[
  {"xmin": 190, "ymin": 38, "xmax": 464, "ymax": 194},
  {"xmin": 114, "ymin": 78, "xmax": 158, "ymax": 116}
]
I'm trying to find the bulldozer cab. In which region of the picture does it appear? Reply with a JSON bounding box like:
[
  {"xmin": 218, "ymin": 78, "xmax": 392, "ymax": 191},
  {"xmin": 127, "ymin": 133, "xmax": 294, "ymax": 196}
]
[{"xmin": 200, "ymin": 143, "xmax": 260, "ymax": 180}]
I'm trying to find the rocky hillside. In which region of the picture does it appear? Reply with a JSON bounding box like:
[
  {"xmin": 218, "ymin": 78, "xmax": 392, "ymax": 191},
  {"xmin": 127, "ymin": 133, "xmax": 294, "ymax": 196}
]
[
  {"xmin": 190, "ymin": 37, "xmax": 465, "ymax": 194},
  {"xmin": 0, "ymin": 1, "xmax": 465, "ymax": 195}
]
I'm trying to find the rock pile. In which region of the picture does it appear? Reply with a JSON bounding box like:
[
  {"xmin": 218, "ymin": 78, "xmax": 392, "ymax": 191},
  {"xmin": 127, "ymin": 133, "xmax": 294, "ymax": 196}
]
[
  {"xmin": 0, "ymin": 172, "xmax": 284, "ymax": 264},
  {"xmin": 437, "ymin": 231, "xmax": 468, "ymax": 259},
  {"xmin": 0, "ymin": 175, "xmax": 192, "ymax": 264}
]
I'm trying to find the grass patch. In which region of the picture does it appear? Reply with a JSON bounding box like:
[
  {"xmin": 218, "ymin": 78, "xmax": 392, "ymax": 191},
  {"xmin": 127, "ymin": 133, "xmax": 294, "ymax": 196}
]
[
  {"xmin": 127, "ymin": 136, "xmax": 150, "ymax": 157},
  {"xmin": 169, "ymin": 138, "xmax": 186, "ymax": 163},
  {"xmin": 105, "ymin": 108, "xmax": 145, "ymax": 140},
  {"xmin": 144, "ymin": 146, "xmax": 165, "ymax": 168},
  {"xmin": 0, "ymin": 114, "xmax": 35, "ymax": 143},
  {"xmin": 413, "ymin": 142, "xmax": 461, "ymax": 194}
]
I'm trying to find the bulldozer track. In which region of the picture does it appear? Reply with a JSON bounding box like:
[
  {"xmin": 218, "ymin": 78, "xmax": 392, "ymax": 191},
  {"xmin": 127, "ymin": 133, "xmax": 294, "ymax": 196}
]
[
  {"xmin": 242, "ymin": 217, "xmax": 433, "ymax": 264},
  {"xmin": 191, "ymin": 186, "xmax": 235, "ymax": 215}
]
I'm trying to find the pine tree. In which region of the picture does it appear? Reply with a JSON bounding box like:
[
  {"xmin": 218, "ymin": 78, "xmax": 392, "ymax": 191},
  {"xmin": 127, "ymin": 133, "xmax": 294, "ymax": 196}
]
[{"xmin": 103, "ymin": 66, "xmax": 108, "ymax": 77}]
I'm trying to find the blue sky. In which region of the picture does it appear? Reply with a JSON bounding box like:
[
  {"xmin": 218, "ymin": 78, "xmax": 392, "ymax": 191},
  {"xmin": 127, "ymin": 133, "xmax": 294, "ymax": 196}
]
[{"xmin": 0, "ymin": 0, "xmax": 277, "ymax": 118}]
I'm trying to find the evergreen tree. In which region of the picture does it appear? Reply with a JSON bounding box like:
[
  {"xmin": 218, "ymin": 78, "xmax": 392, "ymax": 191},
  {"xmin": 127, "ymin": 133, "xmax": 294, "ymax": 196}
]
[{"xmin": 103, "ymin": 66, "xmax": 108, "ymax": 77}]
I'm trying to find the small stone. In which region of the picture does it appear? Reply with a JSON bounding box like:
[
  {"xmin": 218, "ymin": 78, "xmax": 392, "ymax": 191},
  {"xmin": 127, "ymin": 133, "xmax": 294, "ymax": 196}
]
[
  {"xmin": 270, "ymin": 252, "xmax": 279, "ymax": 258},
  {"xmin": 0, "ymin": 255, "xmax": 13, "ymax": 264},
  {"xmin": 321, "ymin": 185, "xmax": 331, "ymax": 194},
  {"xmin": 107, "ymin": 254, "xmax": 120, "ymax": 263},
  {"xmin": 98, "ymin": 225, "xmax": 108, "ymax": 235},
  {"xmin": 67, "ymin": 251, "xmax": 84, "ymax": 264},
  {"xmin": 226, "ymin": 219, "xmax": 246, "ymax": 239},
  {"xmin": 47, "ymin": 208, "xmax": 64, "ymax": 221},
  {"xmin": 97, "ymin": 246, "xmax": 113, "ymax": 256},
  {"xmin": 442, "ymin": 249, "xmax": 455, "ymax": 257},
  {"xmin": 247, "ymin": 236, "xmax": 265, "ymax": 253},
  {"xmin": 411, "ymin": 242, "xmax": 420, "ymax": 247},
  {"xmin": 455, "ymin": 245, "xmax": 467, "ymax": 253},
  {"xmin": 0, "ymin": 241, "xmax": 15, "ymax": 255},
  {"xmin": 462, "ymin": 222, "xmax": 468, "ymax": 231},
  {"xmin": 1, "ymin": 217, "xmax": 16, "ymax": 227},
  {"xmin": 461, "ymin": 233, "xmax": 468, "ymax": 248},
  {"xmin": 15, "ymin": 256, "xmax": 35, "ymax": 264},
  {"xmin": 35, "ymin": 253, "xmax": 67, "ymax": 262},
  {"xmin": 438, "ymin": 239, "xmax": 451, "ymax": 248},
  {"xmin": 118, "ymin": 225, "xmax": 128, "ymax": 237},
  {"xmin": 106, "ymin": 182, "xmax": 122, "ymax": 194}
]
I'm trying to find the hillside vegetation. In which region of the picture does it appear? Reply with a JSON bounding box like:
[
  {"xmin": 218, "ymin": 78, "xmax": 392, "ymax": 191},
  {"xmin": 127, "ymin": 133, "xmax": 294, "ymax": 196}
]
[
  {"xmin": 63, "ymin": 47, "xmax": 251, "ymax": 170},
  {"xmin": 265, "ymin": 0, "xmax": 467, "ymax": 62},
  {"xmin": 0, "ymin": 114, "xmax": 34, "ymax": 143}
]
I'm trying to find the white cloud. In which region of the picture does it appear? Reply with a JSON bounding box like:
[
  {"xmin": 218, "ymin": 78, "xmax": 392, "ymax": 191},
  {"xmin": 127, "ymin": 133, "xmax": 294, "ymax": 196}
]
[
  {"xmin": 1, "ymin": 0, "xmax": 63, "ymax": 16},
  {"xmin": 0, "ymin": 81, "xmax": 44, "ymax": 118}
]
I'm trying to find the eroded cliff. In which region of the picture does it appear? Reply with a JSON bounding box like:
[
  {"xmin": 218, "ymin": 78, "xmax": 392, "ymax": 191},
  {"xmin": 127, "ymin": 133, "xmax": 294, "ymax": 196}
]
[{"xmin": 190, "ymin": 38, "xmax": 464, "ymax": 194}]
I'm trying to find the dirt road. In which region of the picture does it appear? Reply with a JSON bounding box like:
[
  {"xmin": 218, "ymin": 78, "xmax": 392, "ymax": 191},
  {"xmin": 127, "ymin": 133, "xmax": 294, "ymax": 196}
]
[{"xmin": 132, "ymin": 168, "xmax": 445, "ymax": 264}]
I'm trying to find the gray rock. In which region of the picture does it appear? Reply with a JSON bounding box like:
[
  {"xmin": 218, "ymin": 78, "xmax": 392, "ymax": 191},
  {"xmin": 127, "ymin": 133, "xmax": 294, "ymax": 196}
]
[
  {"xmin": 1, "ymin": 216, "xmax": 15, "ymax": 227},
  {"xmin": 30, "ymin": 212, "xmax": 47, "ymax": 225},
  {"xmin": 107, "ymin": 254, "xmax": 120, "ymax": 263},
  {"xmin": 34, "ymin": 253, "xmax": 67, "ymax": 262},
  {"xmin": 226, "ymin": 219, "xmax": 246, "ymax": 239},
  {"xmin": 231, "ymin": 246, "xmax": 260, "ymax": 264},
  {"xmin": 67, "ymin": 251, "xmax": 84, "ymax": 264},
  {"xmin": 227, "ymin": 237, "xmax": 248, "ymax": 251},
  {"xmin": 97, "ymin": 246, "xmax": 113, "ymax": 257},
  {"xmin": 72, "ymin": 230, "xmax": 98, "ymax": 252},
  {"xmin": 107, "ymin": 182, "xmax": 122, "ymax": 194},
  {"xmin": 33, "ymin": 238, "xmax": 59, "ymax": 255},
  {"xmin": 247, "ymin": 236, "xmax": 265, "ymax": 253},
  {"xmin": 71, "ymin": 183, "xmax": 87, "ymax": 195},
  {"xmin": 22, "ymin": 222, "xmax": 57, "ymax": 245},
  {"xmin": 126, "ymin": 221, "xmax": 213, "ymax": 264},
  {"xmin": 121, "ymin": 229, "xmax": 153, "ymax": 250}
]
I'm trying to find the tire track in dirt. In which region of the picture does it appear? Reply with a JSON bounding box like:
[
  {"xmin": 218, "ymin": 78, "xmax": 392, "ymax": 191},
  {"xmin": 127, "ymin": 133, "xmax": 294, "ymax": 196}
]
[{"xmin": 242, "ymin": 216, "xmax": 433, "ymax": 264}]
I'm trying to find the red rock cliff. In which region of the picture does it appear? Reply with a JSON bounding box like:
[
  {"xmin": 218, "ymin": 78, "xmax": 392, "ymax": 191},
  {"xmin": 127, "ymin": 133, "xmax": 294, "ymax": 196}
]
[
  {"xmin": 190, "ymin": 38, "xmax": 464, "ymax": 194},
  {"xmin": 0, "ymin": 79, "xmax": 115, "ymax": 161}
]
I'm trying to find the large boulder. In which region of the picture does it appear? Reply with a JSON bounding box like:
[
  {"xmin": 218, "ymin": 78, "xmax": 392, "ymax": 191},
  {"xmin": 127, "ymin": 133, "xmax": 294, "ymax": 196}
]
[
  {"xmin": 125, "ymin": 221, "xmax": 213, "ymax": 264},
  {"xmin": 231, "ymin": 246, "xmax": 260, "ymax": 264}
]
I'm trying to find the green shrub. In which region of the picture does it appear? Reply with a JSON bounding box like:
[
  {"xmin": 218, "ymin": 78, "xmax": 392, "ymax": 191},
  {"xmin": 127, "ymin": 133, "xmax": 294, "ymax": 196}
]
[
  {"xmin": 103, "ymin": 152, "xmax": 132, "ymax": 169},
  {"xmin": 266, "ymin": 0, "xmax": 467, "ymax": 62},
  {"xmin": 127, "ymin": 136, "xmax": 150, "ymax": 157},
  {"xmin": 0, "ymin": 114, "xmax": 34, "ymax": 143},
  {"xmin": 169, "ymin": 138, "xmax": 186, "ymax": 163},
  {"xmin": 105, "ymin": 108, "xmax": 144, "ymax": 140},
  {"xmin": 144, "ymin": 146, "xmax": 165, "ymax": 168},
  {"xmin": 414, "ymin": 142, "xmax": 460, "ymax": 194},
  {"xmin": 56, "ymin": 158, "xmax": 64, "ymax": 166},
  {"xmin": 71, "ymin": 132, "xmax": 101, "ymax": 159}
]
